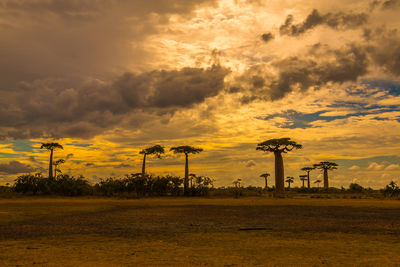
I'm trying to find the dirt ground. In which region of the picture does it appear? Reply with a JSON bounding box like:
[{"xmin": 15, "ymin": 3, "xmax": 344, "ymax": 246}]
[{"xmin": 0, "ymin": 197, "xmax": 399, "ymax": 266}]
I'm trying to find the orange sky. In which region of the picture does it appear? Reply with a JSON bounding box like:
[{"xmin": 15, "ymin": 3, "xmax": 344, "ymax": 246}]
[{"xmin": 0, "ymin": 0, "xmax": 399, "ymax": 188}]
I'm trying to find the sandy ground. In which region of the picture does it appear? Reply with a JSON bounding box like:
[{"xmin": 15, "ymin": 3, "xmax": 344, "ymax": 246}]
[{"xmin": 0, "ymin": 197, "xmax": 399, "ymax": 266}]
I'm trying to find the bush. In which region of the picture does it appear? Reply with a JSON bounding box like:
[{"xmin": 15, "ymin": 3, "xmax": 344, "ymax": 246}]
[{"xmin": 349, "ymin": 183, "xmax": 364, "ymax": 193}]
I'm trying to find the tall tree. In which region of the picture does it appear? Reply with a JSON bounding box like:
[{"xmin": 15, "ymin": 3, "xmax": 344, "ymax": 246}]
[
  {"xmin": 53, "ymin": 159, "xmax": 65, "ymax": 178},
  {"xmin": 256, "ymin": 138, "xmax": 302, "ymax": 196},
  {"xmin": 299, "ymin": 175, "xmax": 308, "ymax": 188},
  {"xmin": 285, "ymin": 176, "xmax": 294, "ymax": 189},
  {"xmin": 139, "ymin": 145, "xmax": 165, "ymax": 175},
  {"xmin": 313, "ymin": 161, "xmax": 338, "ymax": 188},
  {"xmin": 170, "ymin": 146, "xmax": 203, "ymax": 196},
  {"xmin": 260, "ymin": 173, "xmax": 270, "ymax": 189},
  {"xmin": 40, "ymin": 143, "xmax": 63, "ymax": 179},
  {"xmin": 301, "ymin": 166, "xmax": 315, "ymax": 189}
]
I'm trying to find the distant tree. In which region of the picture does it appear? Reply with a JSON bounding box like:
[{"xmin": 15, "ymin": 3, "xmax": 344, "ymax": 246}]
[
  {"xmin": 53, "ymin": 159, "xmax": 65, "ymax": 178},
  {"xmin": 299, "ymin": 175, "xmax": 308, "ymax": 188},
  {"xmin": 313, "ymin": 161, "xmax": 338, "ymax": 188},
  {"xmin": 260, "ymin": 173, "xmax": 270, "ymax": 189},
  {"xmin": 256, "ymin": 138, "xmax": 302, "ymax": 196},
  {"xmin": 140, "ymin": 145, "xmax": 165, "ymax": 175},
  {"xmin": 285, "ymin": 176, "xmax": 294, "ymax": 189},
  {"xmin": 301, "ymin": 166, "xmax": 315, "ymax": 189},
  {"xmin": 40, "ymin": 143, "xmax": 63, "ymax": 179},
  {"xmin": 170, "ymin": 146, "xmax": 203, "ymax": 196},
  {"xmin": 314, "ymin": 179, "xmax": 322, "ymax": 188}
]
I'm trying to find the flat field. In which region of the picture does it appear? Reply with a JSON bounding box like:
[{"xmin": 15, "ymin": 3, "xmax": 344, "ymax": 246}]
[{"xmin": 0, "ymin": 197, "xmax": 400, "ymax": 266}]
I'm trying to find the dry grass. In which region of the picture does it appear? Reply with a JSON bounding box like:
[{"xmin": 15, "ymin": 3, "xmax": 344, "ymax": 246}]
[{"xmin": 1, "ymin": 197, "xmax": 400, "ymax": 266}]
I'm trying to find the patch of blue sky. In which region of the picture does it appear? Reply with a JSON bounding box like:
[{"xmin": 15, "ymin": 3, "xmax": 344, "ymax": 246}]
[
  {"xmin": 0, "ymin": 152, "xmax": 22, "ymax": 159},
  {"xmin": 0, "ymin": 140, "xmax": 37, "ymax": 153},
  {"xmin": 66, "ymin": 143, "xmax": 93, "ymax": 147},
  {"xmin": 334, "ymin": 156, "xmax": 400, "ymax": 169},
  {"xmin": 361, "ymin": 79, "xmax": 400, "ymax": 96}
]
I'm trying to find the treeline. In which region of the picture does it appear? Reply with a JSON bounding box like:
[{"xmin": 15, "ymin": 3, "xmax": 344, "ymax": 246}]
[{"xmin": 8, "ymin": 173, "xmax": 214, "ymax": 197}]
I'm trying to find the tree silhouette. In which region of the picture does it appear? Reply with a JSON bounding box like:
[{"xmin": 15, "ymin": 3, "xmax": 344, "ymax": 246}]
[
  {"xmin": 140, "ymin": 145, "xmax": 165, "ymax": 175},
  {"xmin": 256, "ymin": 138, "xmax": 302, "ymax": 196},
  {"xmin": 40, "ymin": 143, "xmax": 63, "ymax": 179},
  {"xmin": 285, "ymin": 176, "xmax": 294, "ymax": 189},
  {"xmin": 299, "ymin": 175, "xmax": 308, "ymax": 188},
  {"xmin": 313, "ymin": 161, "xmax": 338, "ymax": 188},
  {"xmin": 314, "ymin": 179, "xmax": 322, "ymax": 188},
  {"xmin": 260, "ymin": 173, "xmax": 270, "ymax": 189},
  {"xmin": 170, "ymin": 146, "xmax": 203, "ymax": 196},
  {"xmin": 301, "ymin": 166, "xmax": 315, "ymax": 189},
  {"xmin": 53, "ymin": 159, "xmax": 65, "ymax": 178}
]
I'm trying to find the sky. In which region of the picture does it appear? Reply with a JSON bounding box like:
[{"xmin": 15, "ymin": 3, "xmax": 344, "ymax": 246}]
[{"xmin": 0, "ymin": 0, "xmax": 400, "ymax": 188}]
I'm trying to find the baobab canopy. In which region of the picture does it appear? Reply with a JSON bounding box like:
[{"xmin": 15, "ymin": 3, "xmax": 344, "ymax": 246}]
[{"xmin": 256, "ymin": 138, "xmax": 303, "ymax": 153}]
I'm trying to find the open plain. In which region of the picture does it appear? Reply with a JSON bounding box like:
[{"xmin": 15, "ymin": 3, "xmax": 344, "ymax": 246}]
[{"xmin": 0, "ymin": 197, "xmax": 400, "ymax": 266}]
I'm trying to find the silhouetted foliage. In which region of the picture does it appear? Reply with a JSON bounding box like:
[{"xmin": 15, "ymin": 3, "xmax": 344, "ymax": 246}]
[
  {"xmin": 313, "ymin": 161, "xmax": 338, "ymax": 188},
  {"xmin": 140, "ymin": 145, "xmax": 165, "ymax": 175},
  {"xmin": 383, "ymin": 181, "xmax": 400, "ymax": 197},
  {"xmin": 349, "ymin": 183, "xmax": 364, "ymax": 193},
  {"xmin": 40, "ymin": 142, "xmax": 63, "ymax": 179}
]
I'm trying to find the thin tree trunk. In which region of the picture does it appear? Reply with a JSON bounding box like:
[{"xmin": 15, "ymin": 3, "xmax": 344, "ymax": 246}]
[
  {"xmin": 142, "ymin": 153, "xmax": 146, "ymax": 175},
  {"xmin": 302, "ymin": 179, "xmax": 305, "ymax": 188},
  {"xmin": 184, "ymin": 153, "xmax": 189, "ymax": 196},
  {"xmin": 49, "ymin": 149, "xmax": 53, "ymax": 179},
  {"xmin": 323, "ymin": 168, "xmax": 329, "ymax": 188},
  {"xmin": 307, "ymin": 171, "xmax": 310, "ymax": 189},
  {"xmin": 274, "ymin": 151, "xmax": 285, "ymax": 196},
  {"xmin": 265, "ymin": 178, "xmax": 268, "ymax": 189}
]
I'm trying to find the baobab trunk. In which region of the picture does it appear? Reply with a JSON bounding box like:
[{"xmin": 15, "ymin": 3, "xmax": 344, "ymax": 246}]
[
  {"xmin": 48, "ymin": 149, "xmax": 53, "ymax": 179},
  {"xmin": 274, "ymin": 151, "xmax": 285, "ymax": 196},
  {"xmin": 142, "ymin": 153, "xmax": 146, "ymax": 175},
  {"xmin": 265, "ymin": 178, "xmax": 268, "ymax": 189},
  {"xmin": 323, "ymin": 168, "xmax": 328, "ymax": 188},
  {"xmin": 307, "ymin": 172, "xmax": 310, "ymax": 189},
  {"xmin": 184, "ymin": 153, "xmax": 189, "ymax": 196}
]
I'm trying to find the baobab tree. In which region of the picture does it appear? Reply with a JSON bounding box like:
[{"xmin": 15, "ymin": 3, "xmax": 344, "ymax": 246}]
[
  {"xmin": 140, "ymin": 145, "xmax": 165, "ymax": 175},
  {"xmin": 301, "ymin": 166, "xmax": 314, "ymax": 189},
  {"xmin": 256, "ymin": 138, "xmax": 302, "ymax": 196},
  {"xmin": 260, "ymin": 173, "xmax": 270, "ymax": 189},
  {"xmin": 314, "ymin": 179, "xmax": 322, "ymax": 188},
  {"xmin": 299, "ymin": 175, "xmax": 308, "ymax": 188},
  {"xmin": 170, "ymin": 146, "xmax": 203, "ymax": 196},
  {"xmin": 53, "ymin": 159, "xmax": 65, "ymax": 178},
  {"xmin": 40, "ymin": 142, "xmax": 63, "ymax": 179},
  {"xmin": 313, "ymin": 161, "xmax": 338, "ymax": 188},
  {"xmin": 286, "ymin": 176, "xmax": 294, "ymax": 189}
]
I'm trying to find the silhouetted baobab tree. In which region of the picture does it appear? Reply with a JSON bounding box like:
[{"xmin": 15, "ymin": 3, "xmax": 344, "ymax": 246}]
[
  {"xmin": 313, "ymin": 161, "xmax": 338, "ymax": 188},
  {"xmin": 301, "ymin": 166, "xmax": 315, "ymax": 189},
  {"xmin": 40, "ymin": 142, "xmax": 63, "ymax": 179},
  {"xmin": 140, "ymin": 145, "xmax": 165, "ymax": 175},
  {"xmin": 170, "ymin": 146, "xmax": 203, "ymax": 196},
  {"xmin": 299, "ymin": 175, "xmax": 308, "ymax": 188},
  {"xmin": 53, "ymin": 159, "xmax": 65, "ymax": 178},
  {"xmin": 260, "ymin": 173, "xmax": 270, "ymax": 189},
  {"xmin": 256, "ymin": 138, "xmax": 302, "ymax": 196},
  {"xmin": 286, "ymin": 176, "xmax": 294, "ymax": 189}
]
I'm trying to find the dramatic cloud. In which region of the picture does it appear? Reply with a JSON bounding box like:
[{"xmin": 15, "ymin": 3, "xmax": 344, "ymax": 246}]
[
  {"xmin": 279, "ymin": 9, "xmax": 368, "ymax": 37},
  {"xmin": 0, "ymin": 161, "xmax": 35, "ymax": 174},
  {"xmin": 261, "ymin": 32, "xmax": 274, "ymax": 43},
  {"xmin": 0, "ymin": 66, "xmax": 227, "ymax": 139}
]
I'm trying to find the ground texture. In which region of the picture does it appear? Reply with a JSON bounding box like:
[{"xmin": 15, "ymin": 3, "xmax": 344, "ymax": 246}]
[{"xmin": 0, "ymin": 197, "xmax": 400, "ymax": 266}]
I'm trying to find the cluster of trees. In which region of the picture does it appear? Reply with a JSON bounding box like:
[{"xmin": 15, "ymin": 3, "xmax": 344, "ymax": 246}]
[
  {"xmin": 256, "ymin": 138, "xmax": 339, "ymax": 196},
  {"xmin": 10, "ymin": 138, "xmax": 395, "ymax": 199},
  {"xmin": 11, "ymin": 173, "xmax": 214, "ymax": 197}
]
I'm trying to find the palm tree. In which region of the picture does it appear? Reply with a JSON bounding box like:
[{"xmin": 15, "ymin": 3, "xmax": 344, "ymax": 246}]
[
  {"xmin": 170, "ymin": 146, "xmax": 203, "ymax": 196},
  {"xmin": 313, "ymin": 161, "xmax": 338, "ymax": 188},
  {"xmin": 285, "ymin": 176, "xmax": 294, "ymax": 189},
  {"xmin": 301, "ymin": 166, "xmax": 315, "ymax": 189},
  {"xmin": 140, "ymin": 145, "xmax": 165, "ymax": 175},
  {"xmin": 299, "ymin": 175, "xmax": 308, "ymax": 188},
  {"xmin": 256, "ymin": 138, "xmax": 302, "ymax": 196},
  {"xmin": 40, "ymin": 142, "xmax": 63, "ymax": 179},
  {"xmin": 260, "ymin": 173, "xmax": 270, "ymax": 189},
  {"xmin": 314, "ymin": 179, "xmax": 322, "ymax": 188},
  {"xmin": 53, "ymin": 159, "xmax": 65, "ymax": 178}
]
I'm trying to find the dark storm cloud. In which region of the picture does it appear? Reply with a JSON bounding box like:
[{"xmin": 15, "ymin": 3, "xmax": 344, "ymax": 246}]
[
  {"xmin": 261, "ymin": 32, "xmax": 274, "ymax": 42},
  {"xmin": 0, "ymin": 66, "xmax": 228, "ymax": 139},
  {"xmin": 0, "ymin": 161, "xmax": 35, "ymax": 174},
  {"xmin": 279, "ymin": 9, "xmax": 369, "ymax": 36},
  {"xmin": 238, "ymin": 44, "xmax": 369, "ymax": 101},
  {"xmin": 371, "ymin": 0, "xmax": 400, "ymax": 10}
]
